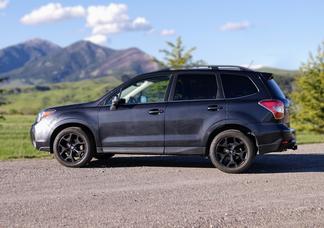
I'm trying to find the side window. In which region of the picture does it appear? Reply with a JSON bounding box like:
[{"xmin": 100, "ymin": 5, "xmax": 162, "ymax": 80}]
[
  {"xmin": 119, "ymin": 76, "xmax": 170, "ymax": 104},
  {"xmin": 173, "ymin": 74, "xmax": 217, "ymax": 101},
  {"xmin": 220, "ymin": 74, "xmax": 258, "ymax": 98}
]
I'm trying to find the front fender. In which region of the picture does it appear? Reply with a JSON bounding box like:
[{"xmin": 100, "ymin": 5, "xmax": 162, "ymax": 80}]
[{"xmin": 49, "ymin": 110, "xmax": 99, "ymax": 148}]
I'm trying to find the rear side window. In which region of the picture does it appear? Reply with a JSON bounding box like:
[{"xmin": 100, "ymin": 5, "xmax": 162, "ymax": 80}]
[
  {"xmin": 221, "ymin": 74, "xmax": 258, "ymax": 98},
  {"xmin": 173, "ymin": 74, "xmax": 217, "ymax": 101},
  {"xmin": 267, "ymin": 79, "xmax": 286, "ymax": 99}
]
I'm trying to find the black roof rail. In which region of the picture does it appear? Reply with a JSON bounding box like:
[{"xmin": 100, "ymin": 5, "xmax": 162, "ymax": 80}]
[
  {"xmin": 161, "ymin": 65, "xmax": 254, "ymax": 71},
  {"xmin": 208, "ymin": 65, "xmax": 254, "ymax": 71}
]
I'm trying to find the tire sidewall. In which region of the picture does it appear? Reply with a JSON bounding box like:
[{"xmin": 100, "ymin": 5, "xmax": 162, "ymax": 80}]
[
  {"xmin": 209, "ymin": 130, "xmax": 255, "ymax": 173},
  {"xmin": 53, "ymin": 127, "xmax": 93, "ymax": 168}
]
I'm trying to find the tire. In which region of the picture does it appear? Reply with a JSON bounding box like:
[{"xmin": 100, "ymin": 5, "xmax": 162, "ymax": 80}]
[
  {"xmin": 93, "ymin": 153, "xmax": 115, "ymax": 160},
  {"xmin": 53, "ymin": 127, "xmax": 93, "ymax": 168},
  {"xmin": 209, "ymin": 130, "xmax": 256, "ymax": 173}
]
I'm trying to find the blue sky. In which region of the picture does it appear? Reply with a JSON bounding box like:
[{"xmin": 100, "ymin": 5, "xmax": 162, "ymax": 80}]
[{"xmin": 0, "ymin": 0, "xmax": 323, "ymax": 69}]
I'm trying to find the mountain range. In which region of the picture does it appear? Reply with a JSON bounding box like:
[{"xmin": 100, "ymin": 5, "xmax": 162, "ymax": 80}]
[{"xmin": 0, "ymin": 39, "xmax": 159, "ymax": 85}]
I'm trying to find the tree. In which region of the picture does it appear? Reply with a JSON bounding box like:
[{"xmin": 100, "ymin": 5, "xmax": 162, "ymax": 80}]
[
  {"xmin": 291, "ymin": 41, "xmax": 324, "ymax": 133},
  {"xmin": 0, "ymin": 77, "xmax": 8, "ymax": 120},
  {"xmin": 158, "ymin": 36, "xmax": 206, "ymax": 68}
]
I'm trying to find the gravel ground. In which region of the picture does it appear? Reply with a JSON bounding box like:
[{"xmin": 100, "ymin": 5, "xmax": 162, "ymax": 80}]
[{"xmin": 1, "ymin": 143, "xmax": 324, "ymax": 228}]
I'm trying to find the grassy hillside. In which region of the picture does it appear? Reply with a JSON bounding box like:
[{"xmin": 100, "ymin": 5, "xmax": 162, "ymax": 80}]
[{"xmin": 0, "ymin": 77, "xmax": 121, "ymax": 115}]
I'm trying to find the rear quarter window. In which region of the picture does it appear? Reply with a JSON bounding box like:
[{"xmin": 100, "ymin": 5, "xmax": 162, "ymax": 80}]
[{"xmin": 220, "ymin": 73, "xmax": 258, "ymax": 98}]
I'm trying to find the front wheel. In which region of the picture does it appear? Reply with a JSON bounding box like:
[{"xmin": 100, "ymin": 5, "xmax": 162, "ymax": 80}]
[
  {"xmin": 209, "ymin": 130, "xmax": 256, "ymax": 173},
  {"xmin": 53, "ymin": 127, "xmax": 93, "ymax": 167}
]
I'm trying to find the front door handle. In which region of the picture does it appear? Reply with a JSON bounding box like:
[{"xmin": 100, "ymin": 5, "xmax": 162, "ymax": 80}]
[
  {"xmin": 148, "ymin": 109, "xmax": 164, "ymax": 115},
  {"xmin": 207, "ymin": 105, "xmax": 223, "ymax": 111}
]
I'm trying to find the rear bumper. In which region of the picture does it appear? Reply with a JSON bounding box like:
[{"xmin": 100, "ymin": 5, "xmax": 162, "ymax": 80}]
[{"xmin": 250, "ymin": 123, "xmax": 297, "ymax": 154}]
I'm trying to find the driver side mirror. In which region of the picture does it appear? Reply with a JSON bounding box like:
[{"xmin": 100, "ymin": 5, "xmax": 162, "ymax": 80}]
[{"xmin": 110, "ymin": 96, "xmax": 126, "ymax": 111}]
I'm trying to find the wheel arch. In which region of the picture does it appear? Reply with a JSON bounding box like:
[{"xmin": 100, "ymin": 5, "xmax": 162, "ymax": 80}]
[
  {"xmin": 204, "ymin": 124, "xmax": 259, "ymax": 156},
  {"xmin": 50, "ymin": 122, "xmax": 97, "ymax": 154}
]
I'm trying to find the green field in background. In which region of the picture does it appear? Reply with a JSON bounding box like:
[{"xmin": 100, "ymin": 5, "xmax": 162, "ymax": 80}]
[
  {"xmin": 0, "ymin": 115, "xmax": 323, "ymax": 160},
  {"xmin": 0, "ymin": 77, "xmax": 121, "ymax": 115},
  {"xmin": 0, "ymin": 115, "xmax": 50, "ymax": 160}
]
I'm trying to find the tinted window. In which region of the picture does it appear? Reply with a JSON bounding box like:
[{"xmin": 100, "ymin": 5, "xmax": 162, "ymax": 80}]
[
  {"xmin": 221, "ymin": 74, "xmax": 258, "ymax": 98},
  {"xmin": 173, "ymin": 74, "xmax": 217, "ymax": 101}
]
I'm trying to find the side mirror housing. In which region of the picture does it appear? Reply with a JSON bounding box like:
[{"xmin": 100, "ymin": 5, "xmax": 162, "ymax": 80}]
[{"xmin": 110, "ymin": 96, "xmax": 126, "ymax": 110}]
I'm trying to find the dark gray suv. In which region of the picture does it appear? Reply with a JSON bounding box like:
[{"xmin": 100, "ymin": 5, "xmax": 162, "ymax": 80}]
[{"xmin": 31, "ymin": 65, "xmax": 297, "ymax": 173}]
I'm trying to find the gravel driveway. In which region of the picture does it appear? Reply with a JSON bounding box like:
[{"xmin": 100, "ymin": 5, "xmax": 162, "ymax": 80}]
[{"xmin": 1, "ymin": 143, "xmax": 324, "ymax": 227}]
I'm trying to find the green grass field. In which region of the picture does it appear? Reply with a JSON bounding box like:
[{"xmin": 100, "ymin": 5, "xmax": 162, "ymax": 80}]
[
  {"xmin": 0, "ymin": 115, "xmax": 323, "ymax": 160},
  {"xmin": 0, "ymin": 115, "xmax": 50, "ymax": 160}
]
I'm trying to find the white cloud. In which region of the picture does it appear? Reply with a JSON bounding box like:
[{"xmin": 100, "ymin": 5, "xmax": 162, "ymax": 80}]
[
  {"xmin": 0, "ymin": 0, "xmax": 9, "ymax": 9},
  {"xmin": 84, "ymin": 34, "xmax": 107, "ymax": 45},
  {"xmin": 160, "ymin": 29, "xmax": 176, "ymax": 36},
  {"xmin": 86, "ymin": 3, "xmax": 151, "ymax": 35},
  {"xmin": 21, "ymin": 2, "xmax": 153, "ymax": 43},
  {"xmin": 85, "ymin": 3, "xmax": 152, "ymax": 46},
  {"xmin": 220, "ymin": 20, "xmax": 251, "ymax": 31},
  {"xmin": 21, "ymin": 3, "xmax": 86, "ymax": 25}
]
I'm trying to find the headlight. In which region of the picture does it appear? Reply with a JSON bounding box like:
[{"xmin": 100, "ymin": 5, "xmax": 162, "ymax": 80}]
[{"xmin": 36, "ymin": 110, "xmax": 56, "ymax": 123}]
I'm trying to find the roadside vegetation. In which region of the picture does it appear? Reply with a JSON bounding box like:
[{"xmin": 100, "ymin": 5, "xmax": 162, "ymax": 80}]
[{"xmin": 0, "ymin": 37, "xmax": 323, "ymax": 160}]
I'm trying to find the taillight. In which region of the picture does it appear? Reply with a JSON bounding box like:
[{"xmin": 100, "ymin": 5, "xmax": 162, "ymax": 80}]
[{"xmin": 258, "ymin": 100, "xmax": 284, "ymax": 120}]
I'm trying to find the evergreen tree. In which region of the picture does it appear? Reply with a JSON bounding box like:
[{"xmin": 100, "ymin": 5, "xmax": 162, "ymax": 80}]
[
  {"xmin": 291, "ymin": 41, "xmax": 324, "ymax": 133},
  {"xmin": 158, "ymin": 37, "xmax": 205, "ymax": 68}
]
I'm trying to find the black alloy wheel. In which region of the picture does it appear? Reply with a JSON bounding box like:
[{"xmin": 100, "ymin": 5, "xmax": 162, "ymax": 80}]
[
  {"xmin": 53, "ymin": 127, "xmax": 93, "ymax": 167},
  {"xmin": 209, "ymin": 130, "xmax": 256, "ymax": 173}
]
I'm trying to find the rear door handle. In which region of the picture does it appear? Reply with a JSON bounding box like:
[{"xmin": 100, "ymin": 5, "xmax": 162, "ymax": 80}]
[
  {"xmin": 207, "ymin": 105, "xmax": 223, "ymax": 111},
  {"xmin": 148, "ymin": 109, "xmax": 164, "ymax": 115}
]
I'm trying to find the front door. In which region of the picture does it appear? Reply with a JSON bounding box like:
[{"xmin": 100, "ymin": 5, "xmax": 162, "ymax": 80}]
[{"xmin": 98, "ymin": 75, "xmax": 170, "ymax": 154}]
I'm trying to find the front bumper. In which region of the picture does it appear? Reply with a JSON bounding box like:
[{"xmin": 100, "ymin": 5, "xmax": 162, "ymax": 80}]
[{"xmin": 30, "ymin": 121, "xmax": 51, "ymax": 152}]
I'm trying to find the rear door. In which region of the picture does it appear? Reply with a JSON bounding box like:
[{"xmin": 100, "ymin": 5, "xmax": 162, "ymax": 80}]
[
  {"xmin": 219, "ymin": 71, "xmax": 265, "ymax": 124},
  {"xmin": 164, "ymin": 71, "xmax": 226, "ymax": 155}
]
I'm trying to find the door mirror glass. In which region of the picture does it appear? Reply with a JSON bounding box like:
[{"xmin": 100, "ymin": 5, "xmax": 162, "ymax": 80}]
[
  {"xmin": 110, "ymin": 96, "xmax": 119, "ymax": 110},
  {"xmin": 110, "ymin": 96, "xmax": 126, "ymax": 110}
]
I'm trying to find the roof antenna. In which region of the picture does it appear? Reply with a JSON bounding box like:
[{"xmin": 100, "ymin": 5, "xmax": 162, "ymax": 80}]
[{"xmin": 248, "ymin": 60, "xmax": 254, "ymax": 69}]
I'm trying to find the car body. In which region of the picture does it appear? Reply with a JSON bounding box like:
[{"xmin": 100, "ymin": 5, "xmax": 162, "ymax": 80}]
[{"xmin": 31, "ymin": 65, "xmax": 297, "ymax": 173}]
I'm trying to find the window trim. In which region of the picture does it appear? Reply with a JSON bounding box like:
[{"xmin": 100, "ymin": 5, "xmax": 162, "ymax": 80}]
[
  {"xmin": 219, "ymin": 72, "xmax": 260, "ymax": 100},
  {"xmin": 169, "ymin": 71, "xmax": 221, "ymax": 102}
]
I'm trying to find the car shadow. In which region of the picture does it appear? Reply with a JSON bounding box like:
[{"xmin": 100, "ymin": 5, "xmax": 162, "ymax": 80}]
[{"xmin": 86, "ymin": 153, "xmax": 324, "ymax": 173}]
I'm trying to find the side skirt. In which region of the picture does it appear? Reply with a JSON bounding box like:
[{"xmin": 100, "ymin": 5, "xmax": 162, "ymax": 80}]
[{"xmin": 96, "ymin": 147, "xmax": 205, "ymax": 155}]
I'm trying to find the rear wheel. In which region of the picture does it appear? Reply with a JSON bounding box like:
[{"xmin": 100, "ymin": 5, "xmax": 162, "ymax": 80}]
[
  {"xmin": 209, "ymin": 130, "xmax": 256, "ymax": 173},
  {"xmin": 53, "ymin": 127, "xmax": 93, "ymax": 167}
]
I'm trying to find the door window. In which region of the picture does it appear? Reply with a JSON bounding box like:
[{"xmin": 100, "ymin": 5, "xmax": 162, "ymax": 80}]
[
  {"xmin": 173, "ymin": 74, "xmax": 217, "ymax": 101},
  {"xmin": 119, "ymin": 76, "xmax": 170, "ymax": 104}
]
